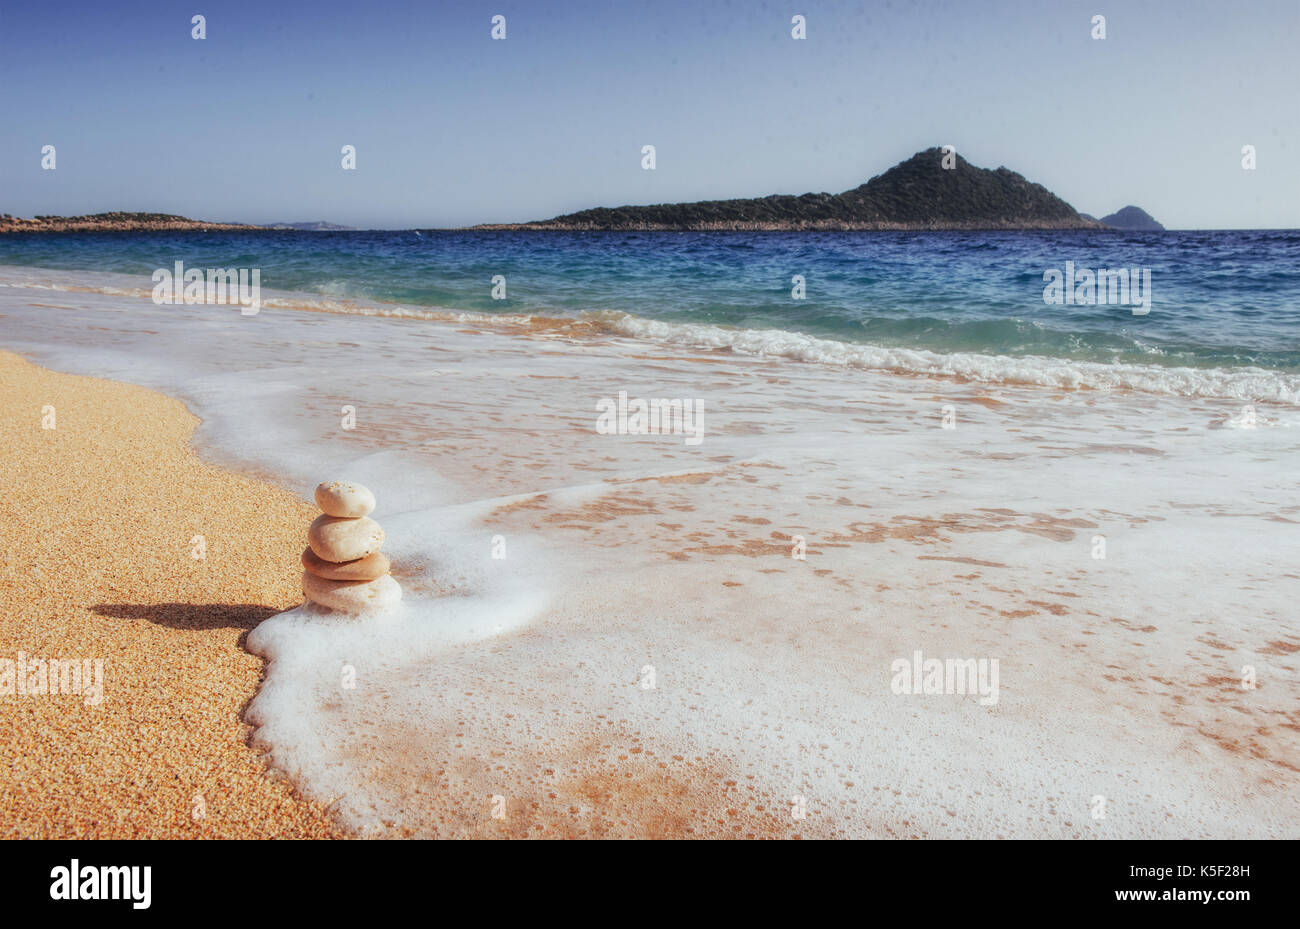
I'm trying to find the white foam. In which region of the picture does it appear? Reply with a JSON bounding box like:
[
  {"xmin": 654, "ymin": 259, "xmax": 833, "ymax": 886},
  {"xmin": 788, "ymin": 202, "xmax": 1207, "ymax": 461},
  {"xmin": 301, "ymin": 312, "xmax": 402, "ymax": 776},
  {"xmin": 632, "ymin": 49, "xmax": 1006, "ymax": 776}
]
[
  {"xmin": 4, "ymin": 265, "xmax": 1296, "ymax": 404},
  {"xmin": 594, "ymin": 312, "xmax": 1300, "ymax": 404},
  {"xmin": 2, "ymin": 266, "xmax": 1296, "ymax": 838}
]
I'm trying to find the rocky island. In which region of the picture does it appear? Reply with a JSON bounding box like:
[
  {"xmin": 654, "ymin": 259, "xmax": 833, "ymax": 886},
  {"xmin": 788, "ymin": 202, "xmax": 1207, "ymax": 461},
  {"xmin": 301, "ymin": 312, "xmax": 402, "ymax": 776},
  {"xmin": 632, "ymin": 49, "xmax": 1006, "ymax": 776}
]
[
  {"xmin": 0, "ymin": 212, "xmax": 262, "ymax": 234},
  {"xmin": 469, "ymin": 148, "xmax": 1108, "ymax": 232},
  {"xmin": 1098, "ymin": 205, "xmax": 1166, "ymax": 231}
]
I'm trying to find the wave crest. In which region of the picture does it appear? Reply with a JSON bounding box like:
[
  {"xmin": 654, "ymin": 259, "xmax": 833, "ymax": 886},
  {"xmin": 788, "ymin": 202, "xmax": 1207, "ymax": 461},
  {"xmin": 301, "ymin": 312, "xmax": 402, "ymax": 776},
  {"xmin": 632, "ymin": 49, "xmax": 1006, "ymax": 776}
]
[{"xmin": 586, "ymin": 312, "xmax": 1300, "ymax": 404}]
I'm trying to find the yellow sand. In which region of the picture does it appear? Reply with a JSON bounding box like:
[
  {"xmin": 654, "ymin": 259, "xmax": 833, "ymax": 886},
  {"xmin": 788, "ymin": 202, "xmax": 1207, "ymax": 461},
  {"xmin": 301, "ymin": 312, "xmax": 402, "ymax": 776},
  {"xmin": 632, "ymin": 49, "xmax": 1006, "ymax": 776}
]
[{"xmin": 0, "ymin": 351, "xmax": 343, "ymax": 837}]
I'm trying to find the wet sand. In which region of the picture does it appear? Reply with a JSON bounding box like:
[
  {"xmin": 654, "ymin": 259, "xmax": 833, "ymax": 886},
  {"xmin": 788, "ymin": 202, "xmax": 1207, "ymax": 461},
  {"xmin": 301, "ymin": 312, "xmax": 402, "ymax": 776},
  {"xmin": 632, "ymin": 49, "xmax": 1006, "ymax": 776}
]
[{"xmin": 1, "ymin": 268, "xmax": 1297, "ymax": 839}]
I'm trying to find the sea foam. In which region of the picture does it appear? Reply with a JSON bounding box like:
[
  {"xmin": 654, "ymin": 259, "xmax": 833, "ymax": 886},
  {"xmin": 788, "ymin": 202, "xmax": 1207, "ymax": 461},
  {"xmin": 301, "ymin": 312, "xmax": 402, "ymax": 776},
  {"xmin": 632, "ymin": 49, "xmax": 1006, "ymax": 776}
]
[
  {"xmin": 2, "ymin": 267, "xmax": 1297, "ymax": 838},
  {"xmin": 592, "ymin": 312, "xmax": 1300, "ymax": 404},
  {"xmin": 2, "ymin": 266, "xmax": 1297, "ymax": 404}
]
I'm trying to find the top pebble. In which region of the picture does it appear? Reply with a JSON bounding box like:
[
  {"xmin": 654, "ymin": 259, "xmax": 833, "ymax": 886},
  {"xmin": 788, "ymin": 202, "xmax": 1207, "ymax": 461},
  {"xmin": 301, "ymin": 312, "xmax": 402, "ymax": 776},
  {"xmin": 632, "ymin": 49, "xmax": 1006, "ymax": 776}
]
[{"xmin": 314, "ymin": 480, "xmax": 376, "ymax": 518}]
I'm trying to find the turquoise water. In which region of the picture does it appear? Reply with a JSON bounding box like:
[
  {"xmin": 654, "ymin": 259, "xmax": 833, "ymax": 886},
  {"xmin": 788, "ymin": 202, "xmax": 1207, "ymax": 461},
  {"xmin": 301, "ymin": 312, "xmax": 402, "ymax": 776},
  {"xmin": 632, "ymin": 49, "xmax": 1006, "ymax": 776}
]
[{"xmin": 3, "ymin": 228, "xmax": 1298, "ymax": 371}]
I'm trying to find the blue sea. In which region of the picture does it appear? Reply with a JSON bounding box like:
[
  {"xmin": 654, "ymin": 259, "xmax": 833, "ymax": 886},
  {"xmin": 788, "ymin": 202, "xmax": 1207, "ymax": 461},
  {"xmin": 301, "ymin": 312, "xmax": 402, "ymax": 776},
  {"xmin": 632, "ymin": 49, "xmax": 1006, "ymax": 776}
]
[
  {"xmin": 3, "ymin": 228, "xmax": 1298, "ymax": 373},
  {"xmin": 3, "ymin": 228, "xmax": 1298, "ymax": 838}
]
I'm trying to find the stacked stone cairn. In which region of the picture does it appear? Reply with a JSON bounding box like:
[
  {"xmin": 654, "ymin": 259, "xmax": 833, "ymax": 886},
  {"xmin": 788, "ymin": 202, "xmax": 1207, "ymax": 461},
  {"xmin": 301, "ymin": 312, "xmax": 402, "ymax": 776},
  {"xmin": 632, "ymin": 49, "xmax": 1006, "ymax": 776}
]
[{"xmin": 302, "ymin": 480, "xmax": 402, "ymax": 613}]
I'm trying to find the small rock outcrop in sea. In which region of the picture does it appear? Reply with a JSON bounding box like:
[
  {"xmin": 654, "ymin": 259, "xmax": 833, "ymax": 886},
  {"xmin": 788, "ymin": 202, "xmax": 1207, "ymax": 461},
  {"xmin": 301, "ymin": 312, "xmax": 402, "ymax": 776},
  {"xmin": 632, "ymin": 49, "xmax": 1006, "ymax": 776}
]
[
  {"xmin": 302, "ymin": 480, "xmax": 401, "ymax": 613},
  {"xmin": 1099, "ymin": 205, "xmax": 1165, "ymax": 231}
]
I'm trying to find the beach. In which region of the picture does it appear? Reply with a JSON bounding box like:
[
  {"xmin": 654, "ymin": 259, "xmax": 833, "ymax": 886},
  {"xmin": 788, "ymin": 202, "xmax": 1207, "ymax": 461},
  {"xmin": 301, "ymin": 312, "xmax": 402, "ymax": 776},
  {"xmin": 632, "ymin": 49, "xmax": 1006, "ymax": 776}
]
[
  {"xmin": 0, "ymin": 349, "xmax": 342, "ymax": 838},
  {"xmin": 1, "ymin": 264, "xmax": 1297, "ymax": 839}
]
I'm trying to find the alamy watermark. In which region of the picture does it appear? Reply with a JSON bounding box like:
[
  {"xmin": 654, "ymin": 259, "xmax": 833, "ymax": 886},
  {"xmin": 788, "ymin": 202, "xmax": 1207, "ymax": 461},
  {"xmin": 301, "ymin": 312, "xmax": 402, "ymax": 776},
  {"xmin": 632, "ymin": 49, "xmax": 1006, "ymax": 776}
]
[
  {"xmin": 1043, "ymin": 261, "xmax": 1151, "ymax": 315},
  {"xmin": 152, "ymin": 261, "xmax": 261, "ymax": 315},
  {"xmin": 50, "ymin": 859, "xmax": 150, "ymax": 909},
  {"xmin": 596, "ymin": 390, "xmax": 704, "ymax": 445},
  {"xmin": 1, "ymin": 652, "xmax": 104, "ymax": 706},
  {"xmin": 890, "ymin": 649, "xmax": 999, "ymax": 706}
]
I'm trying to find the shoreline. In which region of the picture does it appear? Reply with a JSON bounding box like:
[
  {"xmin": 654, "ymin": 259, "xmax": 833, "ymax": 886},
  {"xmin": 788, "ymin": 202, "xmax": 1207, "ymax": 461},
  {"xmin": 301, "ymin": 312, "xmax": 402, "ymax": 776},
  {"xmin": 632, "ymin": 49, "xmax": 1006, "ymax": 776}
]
[
  {"xmin": 0, "ymin": 350, "xmax": 344, "ymax": 838},
  {"xmin": 2, "ymin": 270, "xmax": 1296, "ymax": 838},
  {"xmin": 1, "ymin": 264, "xmax": 1295, "ymax": 407}
]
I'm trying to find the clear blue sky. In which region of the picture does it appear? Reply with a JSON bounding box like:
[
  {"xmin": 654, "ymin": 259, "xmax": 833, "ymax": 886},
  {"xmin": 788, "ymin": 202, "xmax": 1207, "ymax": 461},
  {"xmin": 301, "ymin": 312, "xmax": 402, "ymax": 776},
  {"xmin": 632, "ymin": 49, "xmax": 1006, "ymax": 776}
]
[{"xmin": 1, "ymin": 0, "xmax": 1296, "ymax": 229}]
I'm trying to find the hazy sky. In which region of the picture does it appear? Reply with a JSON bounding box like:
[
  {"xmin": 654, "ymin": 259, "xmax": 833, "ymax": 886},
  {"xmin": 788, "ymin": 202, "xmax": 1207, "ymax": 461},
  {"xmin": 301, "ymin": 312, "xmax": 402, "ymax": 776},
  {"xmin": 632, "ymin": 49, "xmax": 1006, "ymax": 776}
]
[{"xmin": 2, "ymin": 0, "xmax": 1296, "ymax": 229}]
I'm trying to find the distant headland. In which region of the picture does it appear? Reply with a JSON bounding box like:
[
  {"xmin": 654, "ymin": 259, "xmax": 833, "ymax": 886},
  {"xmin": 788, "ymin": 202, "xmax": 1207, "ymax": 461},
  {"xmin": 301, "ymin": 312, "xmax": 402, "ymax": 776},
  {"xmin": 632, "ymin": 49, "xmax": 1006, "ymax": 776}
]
[
  {"xmin": 265, "ymin": 221, "xmax": 356, "ymax": 231},
  {"xmin": 468, "ymin": 148, "xmax": 1117, "ymax": 232},
  {"xmin": 0, "ymin": 212, "xmax": 260, "ymax": 234},
  {"xmin": 3, "ymin": 154, "xmax": 1167, "ymax": 233},
  {"xmin": 0, "ymin": 214, "xmax": 366, "ymax": 234}
]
